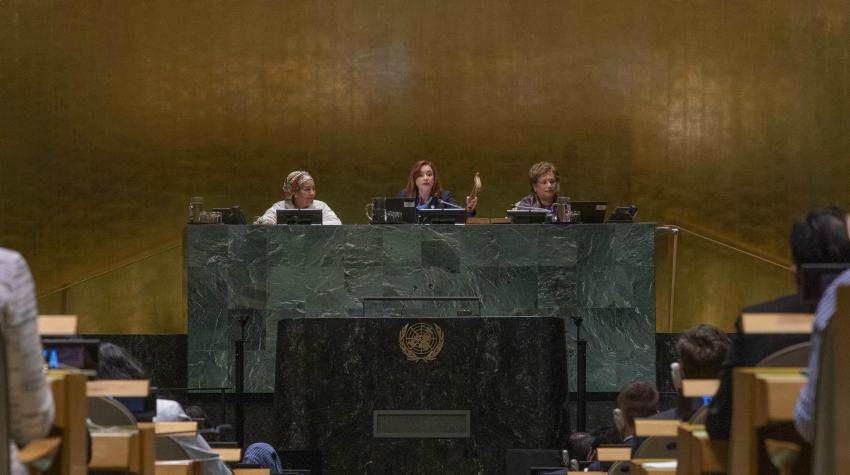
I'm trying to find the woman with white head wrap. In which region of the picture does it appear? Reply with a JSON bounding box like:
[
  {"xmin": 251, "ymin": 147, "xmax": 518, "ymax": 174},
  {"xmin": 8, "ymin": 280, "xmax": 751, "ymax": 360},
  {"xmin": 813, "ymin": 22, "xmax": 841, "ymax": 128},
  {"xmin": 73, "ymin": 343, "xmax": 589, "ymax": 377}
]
[{"xmin": 255, "ymin": 171, "xmax": 342, "ymax": 225}]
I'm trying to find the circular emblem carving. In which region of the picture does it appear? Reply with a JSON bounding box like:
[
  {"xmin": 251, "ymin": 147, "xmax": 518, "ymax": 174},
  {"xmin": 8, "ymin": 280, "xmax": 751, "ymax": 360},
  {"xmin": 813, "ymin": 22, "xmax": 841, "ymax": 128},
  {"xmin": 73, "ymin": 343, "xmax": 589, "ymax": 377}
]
[{"xmin": 399, "ymin": 322, "xmax": 445, "ymax": 363}]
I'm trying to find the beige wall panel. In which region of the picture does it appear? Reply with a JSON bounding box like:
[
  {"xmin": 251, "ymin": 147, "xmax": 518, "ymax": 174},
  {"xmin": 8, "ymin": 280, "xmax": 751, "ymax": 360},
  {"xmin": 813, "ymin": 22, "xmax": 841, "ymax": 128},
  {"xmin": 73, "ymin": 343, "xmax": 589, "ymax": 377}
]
[{"xmin": 2, "ymin": 0, "xmax": 849, "ymax": 333}]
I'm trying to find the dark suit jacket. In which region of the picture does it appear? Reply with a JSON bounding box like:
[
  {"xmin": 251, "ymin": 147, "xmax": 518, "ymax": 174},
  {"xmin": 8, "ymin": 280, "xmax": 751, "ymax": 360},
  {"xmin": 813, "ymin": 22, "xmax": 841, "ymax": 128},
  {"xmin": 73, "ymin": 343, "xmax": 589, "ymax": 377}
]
[
  {"xmin": 705, "ymin": 294, "xmax": 811, "ymax": 440},
  {"xmin": 398, "ymin": 189, "xmax": 476, "ymax": 215}
]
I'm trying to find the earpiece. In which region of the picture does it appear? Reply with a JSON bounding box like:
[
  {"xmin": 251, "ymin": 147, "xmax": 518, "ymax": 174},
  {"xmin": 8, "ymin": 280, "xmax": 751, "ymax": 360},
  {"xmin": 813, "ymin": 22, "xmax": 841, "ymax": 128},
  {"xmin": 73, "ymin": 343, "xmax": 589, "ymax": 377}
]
[{"xmin": 671, "ymin": 362, "xmax": 683, "ymax": 392}]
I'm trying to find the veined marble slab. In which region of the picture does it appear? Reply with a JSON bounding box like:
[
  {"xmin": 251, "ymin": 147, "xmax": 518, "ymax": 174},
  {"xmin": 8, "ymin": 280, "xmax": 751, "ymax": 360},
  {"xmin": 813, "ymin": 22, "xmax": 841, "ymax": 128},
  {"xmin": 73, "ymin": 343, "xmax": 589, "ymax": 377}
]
[{"xmin": 186, "ymin": 223, "xmax": 655, "ymax": 392}]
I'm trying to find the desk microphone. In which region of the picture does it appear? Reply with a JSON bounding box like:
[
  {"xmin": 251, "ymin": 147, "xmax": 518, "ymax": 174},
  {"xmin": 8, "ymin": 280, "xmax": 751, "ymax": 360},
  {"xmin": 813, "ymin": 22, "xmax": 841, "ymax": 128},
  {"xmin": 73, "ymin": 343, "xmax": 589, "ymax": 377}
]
[
  {"xmin": 437, "ymin": 199, "xmax": 465, "ymax": 210},
  {"xmin": 512, "ymin": 205, "xmax": 551, "ymax": 212}
]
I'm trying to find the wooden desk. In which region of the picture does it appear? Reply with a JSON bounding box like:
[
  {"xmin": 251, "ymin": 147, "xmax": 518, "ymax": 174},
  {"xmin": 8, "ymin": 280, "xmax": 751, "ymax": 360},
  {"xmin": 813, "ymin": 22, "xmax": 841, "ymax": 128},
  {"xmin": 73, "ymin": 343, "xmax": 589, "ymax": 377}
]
[
  {"xmin": 37, "ymin": 315, "xmax": 78, "ymax": 335},
  {"xmin": 155, "ymin": 460, "xmax": 202, "ymax": 475},
  {"xmin": 730, "ymin": 368, "xmax": 806, "ymax": 475},
  {"xmin": 89, "ymin": 423, "xmax": 155, "ymax": 474},
  {"xmin": 676, "ymin": 423, "xmax": 728, "ymax": 475},
  {"xmin": 48, "ymin": 371, "xmax": 88, "ymax": 475},
  {"xmin": 629, "ymin": 458, "xmax": 676, "ymax": 475},
  {"xmin": 681, "ymin": 379, "xmax": 720, "ymax": 398}
]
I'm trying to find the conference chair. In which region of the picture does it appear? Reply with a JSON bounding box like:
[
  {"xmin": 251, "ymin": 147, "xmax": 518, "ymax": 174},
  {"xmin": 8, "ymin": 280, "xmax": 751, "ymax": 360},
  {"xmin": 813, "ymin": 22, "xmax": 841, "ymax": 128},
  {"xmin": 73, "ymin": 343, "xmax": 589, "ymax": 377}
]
[
  {"xmin": 756, "ymin": 342, "xmax": 811, "ymax": 368},
  {"xmin": 88, "ymin": 396, "xmax": 137, "ymax": 426}
]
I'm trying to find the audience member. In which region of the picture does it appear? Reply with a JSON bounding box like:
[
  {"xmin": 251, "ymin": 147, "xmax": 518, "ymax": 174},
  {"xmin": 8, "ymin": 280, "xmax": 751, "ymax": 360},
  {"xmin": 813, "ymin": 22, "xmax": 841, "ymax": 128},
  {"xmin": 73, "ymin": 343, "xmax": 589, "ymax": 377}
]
[
  {"xmin": 662, "ymin": 324, "xmax": 730, "ymax": 420},
  {"xmin": 707, "ymin": 207, "xmax": 850, "ymax": 440},
  {"xmin": 97, "ymin": 343, "xmax": 282, "ymax": 474},
  {"xmin": 614, "ymin": 380, "xmax": 659, "ymax": 449},
  {"xmin": 1, "ymin": 248, "xmax": 55, "ymax": 475}
]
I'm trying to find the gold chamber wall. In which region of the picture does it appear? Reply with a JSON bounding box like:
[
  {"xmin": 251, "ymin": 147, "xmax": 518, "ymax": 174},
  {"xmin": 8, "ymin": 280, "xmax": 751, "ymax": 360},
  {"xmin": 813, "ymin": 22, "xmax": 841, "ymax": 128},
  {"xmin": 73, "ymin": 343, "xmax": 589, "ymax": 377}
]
[{"xmin": 1, "ymin": 1, "xmax": 848, "ymax": 333}]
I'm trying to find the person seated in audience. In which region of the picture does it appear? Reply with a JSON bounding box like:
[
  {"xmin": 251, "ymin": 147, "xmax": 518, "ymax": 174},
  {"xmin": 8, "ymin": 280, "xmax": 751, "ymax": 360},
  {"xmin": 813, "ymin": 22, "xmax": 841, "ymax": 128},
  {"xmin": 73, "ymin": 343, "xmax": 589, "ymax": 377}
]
[
  {"xmin": 514, "ymin": 161, "xmax": 561, "ymax": 212},
  {"xmin": 1, "ymin": 248, "xmax": 55, "ymax": 475},
  {"xmin": 583, "ymin": 425, "xmax": 625, "ymax": 472},
  {"xmin": 399, "ymin": 160, "xmax": 478, "ymax": 213},
  {"xmin": 795, "ymin": 212, "xmax": 850, "ymax": 442},
  {"xmin": 97, "ymin": 343, "xmax": 283, "ymax": 475},
  {"xmin": 541, "ymin": 431, "xmax": 599, "ymax": 475},
  {"xmin": 255, "ymin": 170, "xmax": 342, "ymax": 225},
  {"xmin": 614, "ymin": 380, "xmax": 659, "ymax": 450},
  {"xmin": 662, "ymin": 324, "xmax": 730, "ymax": 420},
  {"xmin": 706, "ymin": 207, "xmax": 850, "ymax": 440}
]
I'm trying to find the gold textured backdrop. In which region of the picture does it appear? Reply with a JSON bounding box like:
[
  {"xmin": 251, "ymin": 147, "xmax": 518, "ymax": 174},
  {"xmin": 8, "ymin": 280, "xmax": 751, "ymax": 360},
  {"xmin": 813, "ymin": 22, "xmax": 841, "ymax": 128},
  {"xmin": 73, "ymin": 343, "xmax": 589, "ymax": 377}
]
[{"xmin": 1, "ymin": 1, "xmax": 848, "ymax": 333}]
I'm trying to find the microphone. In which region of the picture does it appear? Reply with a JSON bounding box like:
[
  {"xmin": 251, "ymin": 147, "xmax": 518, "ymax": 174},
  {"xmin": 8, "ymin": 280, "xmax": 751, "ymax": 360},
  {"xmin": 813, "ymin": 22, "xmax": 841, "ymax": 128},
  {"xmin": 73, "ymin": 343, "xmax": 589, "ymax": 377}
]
[
  {"xmin": 512, "ymin": 205, "xmax": 552, "ymax": 212},
  {"xmin": 437, "ymin": 199, "xmax": 465, "ymax": 210}
]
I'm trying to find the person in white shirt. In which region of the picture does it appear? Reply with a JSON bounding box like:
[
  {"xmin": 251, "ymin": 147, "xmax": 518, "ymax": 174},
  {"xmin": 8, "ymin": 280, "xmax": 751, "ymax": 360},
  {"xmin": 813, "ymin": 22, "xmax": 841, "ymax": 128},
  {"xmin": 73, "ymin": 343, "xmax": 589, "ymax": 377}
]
[
  {"xmin": 0, "ymin": 248, "xmax": 55, "ymax": 475},
  {"xmin": 255, "ymin": 171, "xmax": 342, "ymax": 225}
]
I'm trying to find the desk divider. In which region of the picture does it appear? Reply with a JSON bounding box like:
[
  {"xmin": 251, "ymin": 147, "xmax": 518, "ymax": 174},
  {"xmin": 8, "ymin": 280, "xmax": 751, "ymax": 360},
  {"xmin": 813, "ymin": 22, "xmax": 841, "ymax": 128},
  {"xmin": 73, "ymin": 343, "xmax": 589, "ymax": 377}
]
[
  {"xmin": 681, "ymin": 379, "xmax": 720, "ymax": 398},
  {"xmin": 86, "ymin": 379, "xmax": 150, "ymax": 397},
  {"xmin": 37, "ymin": 315, "xmax": 78, "ymax": 336},
  {"xmin": 740, "ymin": 313, "xmax": 813, "ymax": 334},
  {"xmin": 635, "ymin": 418, "xmax": 680, "ymax": 437},
  {"xmin": 596, "ymin": 445, "xmax": 633, "ymax": 461}
]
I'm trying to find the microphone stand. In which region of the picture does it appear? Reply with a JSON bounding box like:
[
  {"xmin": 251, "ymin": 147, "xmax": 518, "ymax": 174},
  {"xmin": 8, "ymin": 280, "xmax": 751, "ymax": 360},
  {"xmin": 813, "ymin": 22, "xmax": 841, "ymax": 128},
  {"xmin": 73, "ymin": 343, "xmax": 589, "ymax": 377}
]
[{"xmin": 571, "ymin": 316, "xmax": 587, "ymax": 432}]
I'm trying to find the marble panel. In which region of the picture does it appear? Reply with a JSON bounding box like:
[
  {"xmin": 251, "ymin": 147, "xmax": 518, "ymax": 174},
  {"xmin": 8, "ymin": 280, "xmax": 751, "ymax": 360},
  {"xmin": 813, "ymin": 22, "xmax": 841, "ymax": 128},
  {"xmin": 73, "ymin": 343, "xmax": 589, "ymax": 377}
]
[{"xmin": 187, "ymin": 224, "xmax": 656, "ymax": 393}]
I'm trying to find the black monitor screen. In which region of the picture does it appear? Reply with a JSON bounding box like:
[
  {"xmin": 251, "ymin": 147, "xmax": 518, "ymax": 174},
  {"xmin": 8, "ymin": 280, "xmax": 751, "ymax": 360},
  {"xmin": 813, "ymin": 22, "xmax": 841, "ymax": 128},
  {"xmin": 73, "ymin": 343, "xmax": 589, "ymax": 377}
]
[
  {"xmin": 276, "ymin": 209, "xmax": 322, "ymax": 225},
  {"xmin": 416, "ymin": 208, "xmax": 467, "ymax": 224},
  {"xmin": 507, "ymin": 209, "xmax": 551, "ymax": 224}
]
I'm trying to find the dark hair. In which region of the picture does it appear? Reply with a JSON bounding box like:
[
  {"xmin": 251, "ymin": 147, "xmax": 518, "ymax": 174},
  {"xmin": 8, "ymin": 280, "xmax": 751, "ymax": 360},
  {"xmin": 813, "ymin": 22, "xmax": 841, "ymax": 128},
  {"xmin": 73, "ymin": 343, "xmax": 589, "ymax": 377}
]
[
  {"xmin": 616, "ymin": 380, "xmax": 658, "ymax": 427},
  {"xmin": 567, "ymin": 432, "xmax": 595, "ymax": 461},
  {"xmin": 403, "ymin": 160, "xmax": 443, "ymax": 200},
  {"xmin": 790, "ymin": 207, "xmax": 850, "ymax": 265},
  {"xmin": 590, "ymin": 425, "xmax": 622, "ymax": 448},
  {"xmin": 97, "ymin": 342, "xmax": 147, "ymax": 380},
  {"xmin": 675, "ymin": 324, "xmax": 731, "ymax": 379}
]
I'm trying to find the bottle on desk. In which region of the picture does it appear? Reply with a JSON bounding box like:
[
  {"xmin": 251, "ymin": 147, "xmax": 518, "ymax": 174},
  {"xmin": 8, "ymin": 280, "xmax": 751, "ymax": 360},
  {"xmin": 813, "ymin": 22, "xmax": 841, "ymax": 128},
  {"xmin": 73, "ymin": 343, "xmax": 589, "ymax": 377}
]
[{"xmin": 188, "ymin": 196, "xmax": 204, "ymax": 224}]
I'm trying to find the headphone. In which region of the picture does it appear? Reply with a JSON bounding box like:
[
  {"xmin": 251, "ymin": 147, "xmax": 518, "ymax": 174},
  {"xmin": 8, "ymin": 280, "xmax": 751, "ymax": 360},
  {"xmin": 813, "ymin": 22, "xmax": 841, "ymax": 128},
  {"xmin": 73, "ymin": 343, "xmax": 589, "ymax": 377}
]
[
  {"xmin": 670, "ymin": 362, "xmax": 683, "ymax": 392},
  {"xmin": 612, "ymin": 408, "xmax": 625, "ymax": 432}
]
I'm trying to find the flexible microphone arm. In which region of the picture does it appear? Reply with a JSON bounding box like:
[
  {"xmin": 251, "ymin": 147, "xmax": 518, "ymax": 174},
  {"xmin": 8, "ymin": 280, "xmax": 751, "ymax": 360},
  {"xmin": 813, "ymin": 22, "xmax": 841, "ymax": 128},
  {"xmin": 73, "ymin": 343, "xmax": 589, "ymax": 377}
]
[
  {"xmin": 512, "ymin": 205, "xmax": 552, "ymax": 212},
  {"xmin": 437, "ymin": 199, "xmax": 465, "ymax": 210}
]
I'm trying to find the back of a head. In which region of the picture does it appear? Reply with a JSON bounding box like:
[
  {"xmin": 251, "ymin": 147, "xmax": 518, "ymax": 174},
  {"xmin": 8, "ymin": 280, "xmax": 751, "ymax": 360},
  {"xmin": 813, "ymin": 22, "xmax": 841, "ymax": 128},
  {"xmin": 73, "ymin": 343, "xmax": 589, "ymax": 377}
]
[
  {"xmin": 97, "ymin": 342, "xmax": 148, "ymax": 380},
  {"xmin": 675, "ymin": 324, "xmax": 731, "ymax": 379},
  {"xmin": 617, "ymin": 380, "xmax": 659, "ymax": 426},
  {"xmin": 590, "ymin": 425, "xmax": 622, "ymax": 448},
  {"xmin": 567, "ymin": 432, "xmax": 595, "ymax": 461},
  {"xmin": 790, "ymin": 207, "xmax": 850, "ymax": 266}
]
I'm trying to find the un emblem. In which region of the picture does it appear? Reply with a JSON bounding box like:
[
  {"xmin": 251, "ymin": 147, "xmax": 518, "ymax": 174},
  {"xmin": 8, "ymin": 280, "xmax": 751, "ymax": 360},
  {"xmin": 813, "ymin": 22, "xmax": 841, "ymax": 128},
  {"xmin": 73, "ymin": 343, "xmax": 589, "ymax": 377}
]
[{"xmin": 399, "ymin": 322, "xmax": 445, "ymax": 363}]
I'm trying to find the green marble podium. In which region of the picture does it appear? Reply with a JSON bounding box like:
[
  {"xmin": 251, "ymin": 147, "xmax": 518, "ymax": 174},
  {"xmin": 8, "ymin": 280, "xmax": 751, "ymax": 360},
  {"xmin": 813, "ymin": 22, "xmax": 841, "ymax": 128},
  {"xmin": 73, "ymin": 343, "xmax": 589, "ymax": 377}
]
[{"xmin": 186, "ymin": 224, "xmax": 655, "ymax": 393}]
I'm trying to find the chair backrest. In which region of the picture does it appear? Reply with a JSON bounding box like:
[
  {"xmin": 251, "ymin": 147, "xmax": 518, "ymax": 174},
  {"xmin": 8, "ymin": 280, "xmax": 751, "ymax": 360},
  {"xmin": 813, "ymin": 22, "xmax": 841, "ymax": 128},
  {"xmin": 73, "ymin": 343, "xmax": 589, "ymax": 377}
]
[
  {"xmin": 756, "ymin": 342, "xmax": 811, "ymax": 368},
  {"xmin": 813, "ymin": 285, "xmax": 850, "ymax": 473},
  {"xmin": 87, "ymin": 396, "xmax": 137, "ymax": 426},
  {"xmin": 156, "ymin": 436, "xmax": 193, "ymax": 461},
  {"xmin": 632, "ymin": 436, "xmax": 677, "ymax": 459},
  {"xmin": 688, "ymin": 405, "xmax": 709, "ymax": 424},
  {"xmin": 607, "ymin": 460, "xmax": 627, "ymax": 474},
  {"xmin": 0, "ymin": 330, "xmax": 10, "ymax": 475}
]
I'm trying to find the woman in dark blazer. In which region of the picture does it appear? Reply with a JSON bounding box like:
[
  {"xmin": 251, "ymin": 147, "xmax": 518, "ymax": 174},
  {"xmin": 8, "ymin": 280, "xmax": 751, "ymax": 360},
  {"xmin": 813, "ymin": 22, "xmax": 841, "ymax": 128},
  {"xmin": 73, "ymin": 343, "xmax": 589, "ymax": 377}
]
[{"xmin": 399, "ymin": 160, "xmax": 478, "ymax": 213}]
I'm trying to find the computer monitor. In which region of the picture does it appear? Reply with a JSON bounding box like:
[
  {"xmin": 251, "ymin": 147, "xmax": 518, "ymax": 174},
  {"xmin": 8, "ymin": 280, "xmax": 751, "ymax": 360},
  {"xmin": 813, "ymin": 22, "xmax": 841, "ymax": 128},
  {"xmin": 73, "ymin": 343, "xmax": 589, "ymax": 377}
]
[
  {"xmin": 41, "ymin": 338, "xmax": 99, "ymax": 374},
  {"xmin": 417, "ymin": 208, "xmax": 467, "ymax": 224},
  {"xmin": 506, "ymin": 209, "xmax": 551, "ymax": 224},
  {"xmin": 386, "ymin": 197, "xmax": 417, "ymax": 223},
  {"xmin": 570, "ymin": 201, "xmax": 607, "ymax": 224},
  {"xmin": 276, "ymin": 209, "xmax": 322, "ymax": 225},
  {"xmin": 799, "ymin": 263, "xmax": 850, "ymax": 308}
]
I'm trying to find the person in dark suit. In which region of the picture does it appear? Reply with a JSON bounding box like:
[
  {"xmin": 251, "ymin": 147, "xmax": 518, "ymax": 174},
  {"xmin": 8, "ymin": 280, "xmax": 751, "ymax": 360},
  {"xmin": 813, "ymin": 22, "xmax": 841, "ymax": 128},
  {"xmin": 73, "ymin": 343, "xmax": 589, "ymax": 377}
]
[
  {"xmin": 399, "ymin": 160, "xmax": 477, "ymax": 213},
  {"xmin": 705, "ymin": 207, "xmax": 850, "ymax": 440},
  {"xmin": 657, "ymin": 324, "xmax": 730, "ymax": 421}
]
